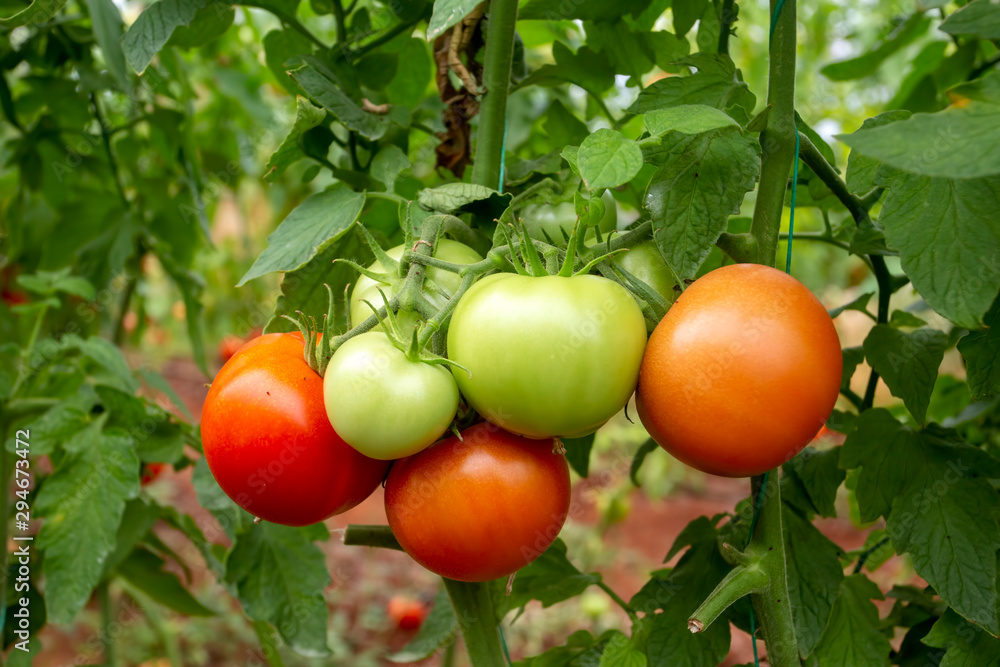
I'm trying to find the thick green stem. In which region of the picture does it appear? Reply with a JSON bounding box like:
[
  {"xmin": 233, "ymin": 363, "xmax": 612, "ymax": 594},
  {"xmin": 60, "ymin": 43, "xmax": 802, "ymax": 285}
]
[
  {"xmin": 342, "ymin": 524, "xmax": 403, "ymax": 551},
  {"xmin": 470, "ymin": 0, "xmax": 519, "ymax": 190},
  {"xmin": 718, "ymin": 0, "xmax": 737, "ymax": 55},
  {"xmin": 689, "ymin": 562, "xmax": 768, "ymax": 632},
  {"xmin": 748, "ymin": 0, "xmax": 797, "ymax": 266},
  {"xmin": 442, "ymin": 579, "xmax": 507, "ymax": 667},
  {"xmin": 99, "ymin": 581, "xmax": 117, "ymax": 667}
]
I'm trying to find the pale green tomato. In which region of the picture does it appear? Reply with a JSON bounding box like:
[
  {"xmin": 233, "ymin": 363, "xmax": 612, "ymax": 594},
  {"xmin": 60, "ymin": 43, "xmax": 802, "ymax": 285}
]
[
  {"xmin": 614, "ymin": 241, "xmax": 677, "ymax": 305},
  {"xmin": 521, "ymin": 191, "xmax": 617, "ymax": 242},
  {"xmin": 349, "ymin": 239, "xmax": 483, "ymax": 330},
  {"xmin": 447, "ymin": 273, "xmax": 647, "ymax": 439},
  {"xmin": 323, "ymin": 332, "xmax": 459, "ymax": 460}
]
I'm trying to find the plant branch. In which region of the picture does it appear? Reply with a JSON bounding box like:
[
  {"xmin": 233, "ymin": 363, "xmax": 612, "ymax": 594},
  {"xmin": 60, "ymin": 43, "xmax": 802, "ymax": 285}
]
[
  {"xmin": 718, "ymin": 0, "xmax": 737, "ymax": 55},
  {"xmin": 337, "ymin": 18, "xmax": 421, "ymax": 63},
  {"xmin": 342, "ymin": 524, "xmax": 403, "ymax": 550},
  {"xmin": 331, "ymin": 0, "xmax": 348, "ymax": 44},
  {"xmin": 90, "ymin": 93, "xmax": 128, "ymax": 208},
  {"xmin": 597, "ymin": 581, "xmax": 639, "ymax": 623},
  {"xmin": 748, "ymin": 0, "xmax": 798, "ymax": 267},
  {"xmin": 471, "ymin": 0, "xmax": 519, "ymax": 189},
  {"xmin": 442, "ymin": 579, "xmax": 507, "ymax": 667}
]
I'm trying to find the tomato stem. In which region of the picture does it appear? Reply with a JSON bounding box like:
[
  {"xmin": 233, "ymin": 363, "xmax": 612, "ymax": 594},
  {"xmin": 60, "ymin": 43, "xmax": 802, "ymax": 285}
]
[
  {"xmin": 442, "ymin": 579, "xmax": 508, "ymax": 667},
  {"xmin": 342, "ymin": 524, "xmax": 404, "ymax": 551},
  {"xmin": 688, "ymin": 562, "xmax": 768, "ymax": 633},
  {"xmin": 596, "ymin": 580, "xmax": 639, "ymax": 624}
]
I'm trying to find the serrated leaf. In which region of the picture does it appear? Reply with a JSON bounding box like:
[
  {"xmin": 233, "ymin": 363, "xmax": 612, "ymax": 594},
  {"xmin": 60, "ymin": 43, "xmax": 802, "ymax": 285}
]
[
  {"xmin": 290, "ymin": 62, "xmax": 401, "ymax": 140},
  {"xmin": 388, "ymin": 588, "xmax": 458, "ymax": 663},
  {"xmin": 426, "ymin": 0, "xmax": 481, "ymax": 40},
  {"xmin": 122, "ymin": 0, "xmax": 213, "ymax": 74},
  {"xmin": 264, "ymin": 97, "xmax": 327, "ymax": 183},
  {"xmin": 809, "ymin": 575, "xmax": 892, "ymax": 665},
  {"xmin": 577, "ymin": 129, "xmax": 643, "ymax": 191},
  {"xmin": 417, "ymin": 183, "xmax": 511, "ymax": 220},
  {"xmin": 821, "ymin": 15, "xmax": 929, "ymax": 81},
  {"xmin": 783, "ymin": 447, "xmax": 846, "ymax": 519},
  {"xmin": 874, "ymin": 171, "xmax": 1000, "ymax": 328},
  {"xmin": 863, "ymin": 325, "xmax": 946, "ymax": 424},
  {"xmin": 841, "ymin": 410, "xmax": 1000, "ymax": 634},
  {"xmin": 370, "ymin": 145, "xmax": 411, "ymax": 193},
  {"xmin": 118, "ymin": 547, "xmax": 215, "ymax": 616},
  {"xmin": 940, "ymin": 0, "xmax": 1000, "ymax": 39},
  {"xmin": 630, "ymin": 54, "xmax": 756, "ymax": 124},
  {"xmin": 599, "ymin": 631, "xmax": 647, "ymax": 667},
  {"xmin": 35, "ymin": 418, "xmax": 140, "ymax": 623},
  {"xmin": 14, "ymin": 401, "xmax": 92, "ymax": 456},
  {"xmin": 239, "ymin": 187, "xmax": 365, "ymax": 285},
  {"xmin": 958, "ymin": 298, "xmax": 1000, "ymax": 400},
  {"xmin": 493, "ymin": 539, "xmax": 600, "ymax": 618},
  {"xmin": 644, "ymin": 105, "xmax": 739, "ymax": 136},
  {"xmin": 844, "ymin": 112, "xmax": 912, "ymax": 196},
  {"xmin": 922, "ymin": 610, "xmax": 1000, "ymax": 665},
  {"xmin": 95, "ymin": 385, "xmax": 185, "ymax": 463},
  {"xmin": 64, "ymin": 335, "xmax": 139, "ymax": 393},
  {"xmin": 644, "ymin": 128, "xmax": 760, "ymax": 281},
  {"xmin": 225, "ymin": 523, "xmax": 331, "ymax": 656}
]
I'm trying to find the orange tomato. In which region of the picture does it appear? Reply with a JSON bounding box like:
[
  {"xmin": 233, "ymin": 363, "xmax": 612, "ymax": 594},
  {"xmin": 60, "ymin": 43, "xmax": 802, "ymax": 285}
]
[
  {"xmin": 636, "ymin": 264, "xmax": 842, "ymax": 477},
  {"xmin": 384, "ymin": 422, "xmax": 571, "ymax": 582},
  {"xmin": 387, "ymin": 595, "xmax": 428, "ymax": 630},
  {"xmin": 201, "ymin": 333, "xmax": 390, "ymax": 526}
]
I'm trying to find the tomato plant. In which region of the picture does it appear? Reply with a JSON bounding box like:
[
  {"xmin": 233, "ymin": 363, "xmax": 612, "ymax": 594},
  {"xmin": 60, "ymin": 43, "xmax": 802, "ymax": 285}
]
[
  {"xmin": 637, "ymin": 264, "xmax": 842, "ymax": 477},
  {"xmin": 448, "ymin": 273, "xmax": 647, "ymax": 438},
  {"xmin": 202, "ymin": 332, "xmax": 390, "ymax": 526},
  {"xmin": 384, "ymin": 422, "xmax": 571, "ymax": 582},
  {"xmin": 323, "ymin": 331, "xmax": 459, "ymax": 459}
]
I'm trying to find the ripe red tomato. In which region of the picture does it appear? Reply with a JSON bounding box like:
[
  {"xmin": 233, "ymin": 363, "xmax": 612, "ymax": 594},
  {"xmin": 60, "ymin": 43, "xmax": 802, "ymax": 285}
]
[
  {"xmin": 636, "ymin": 264, "xmax": 842, "ymax": 477},
  {"xmin": 387, "ymin": 595, "xmax": 428, "ymax": 630},
  {"xmin": 141, "ymin": 462, "xmax": 167, "ymax": 485},
  {"xmin": 201, "ymin": 332, "xmax": 390, "ymax": 526},
  {"xmin": 384, "ymin": 422, "xmax": 571, "ymax": 582}
]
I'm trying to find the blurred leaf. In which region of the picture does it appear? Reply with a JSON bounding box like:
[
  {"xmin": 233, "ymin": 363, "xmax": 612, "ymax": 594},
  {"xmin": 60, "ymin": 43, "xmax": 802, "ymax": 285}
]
[
  {"xmin": 16, "ymin": 268, "xmax": 95, "ymax": 299},
  {"xmin": 83, "ymin": 0, "xmax": 129, "ymax": 90},
  {"xmin": 577, "ymin": 129, "xmax": 643, "ymax": 190},
  {"xmin": 958, "ymin": 298, "xmax": 1000, "ymax": 400},
  {"xmin": 35, "ymin": 418, "xmax": 139, "ymax": 623},
  {"xmin": 0, "ymin": 0, "xmax": 69, "ymax": 27},
  {"xmin": 370, "ymin": 145, "xmax": 411, "ymax": 193},
  {"xmin": 118, "ymin": 547, "xmax": 215, "ymax": 615},
  {"xmin": 630, "ymin": 438, "xmax": 658, "ymax": 486},
  {"xmin": 844, "ymin": 110, "xmax": 910, "ymax": 196},
  {"xmin": 192, "ymin": 457, "xmax": 256, "ymax": 541},
  {"xmin": 821, "ymin": 15, "xmax": 930, "ymax": 81},
  {"xmin": 225, "ymin": 523, "xmax": 331, "ymax": 656},
  {"xmin": 842, "ymin": 410, "xmax": 1000, "ymax": 633},
  {"xmin": 167, "ymin": 1, "xmax": 234, "ymax": 49},
  {"xmin": 808, "ymin": 575, "xmax": 892, "ymax": 665},
  {"xmin": 673, "ymin": 0, "xmax": 708, "ymax": 37},
  {"xmin": 828, "ymin": 292, "xmax": 873, "ymax": 319},
  {"xmin": 122, "ymin": 0, "xmax": 213, "ymax": 74},
  {"xmin": 863, "ymin": 324, "xmax": 946, "ymax": 424},
  {"xmin": 873, "ymin": 169, "xmax": 1000, "ymax": 328},
  {"xmin": 519, "ymin": 42, "xmax": 616, "ymax": 96},
  {"xmin": 137, "ymin": 367, "xmax": 194, "ymax": 421},
  {"xmin": 291, "ymin": 62, "xmax": 405, "ymax": 140},
  {"xmin": 562, "ymin": 434, "xmax": 595, "ymax": 477},
  {"xmin": 643, "ymin": 29, "xmax": 691, "ymax": 73},
  {"xmin": 240, "ymin": 187, "xmax": 366, "ymax": 285},
  {"xmin": 387, "ymin": 588, "xmax": 457, "ymax": 663},
  {"xmin": 264, "ymin": 97, "xmax": 327, "ymax": 183},
  {"xmin": 427, "ymin": 0, "xmax": 482, "ymax": 40},
  {"xmin": 262, "ymin": 28, "xmax": 313, "ymax": 95},
  {"xmin": 63, "ymin": 335, "xmax": 139, "ymax": 393},
  {"xmin": 157, "ymin": 248, "xmax": 209, "ymax": 375},
  {"xmin": 543, "ymin": 100, "xmax": 588, "ymax": 148},
  {"xmin": 519, "ymin": 0, "xmax": 652, "ymax": 21},
  {"xmin": 586, "ymin": 20, "xmax": 654, "ymax": 80},
  {"xmin": 940, "ymin": 0, "xmax": 1000, "ymax": 39},
  {"xmin": 386, "ymin": 38, "xmax": 432, "ymax": 108},
  {"xmin": 645, "ymin": 128, "xmax": 760, "ymax": 281},
  {"xmin": 494, "ymin": 539, "xmax": 600, "ymax": 617},
  {"xmin": 889, "ymin": 310, "xmax": 928, "ymax": 328}
]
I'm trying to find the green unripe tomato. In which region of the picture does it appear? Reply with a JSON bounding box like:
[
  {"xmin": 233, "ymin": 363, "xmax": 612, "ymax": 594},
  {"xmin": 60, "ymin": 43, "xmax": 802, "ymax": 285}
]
[
  {"xmin": 349, "ymin": 239, "xmax": 483, "ymax": 331},
  {"xmin": 615, "ymin": 241, "xmax": 677, "ymax": 306},
  {"xmin": 522, "ymin": 191, "xmax": 617, "ymax": 242},
  {"xmin": 447, "ymin": 274, "xmax": 647, "ymax": 438},
  {"xmin": 323, "ymin": 332, "xmax": 459, "ymax": 460}
]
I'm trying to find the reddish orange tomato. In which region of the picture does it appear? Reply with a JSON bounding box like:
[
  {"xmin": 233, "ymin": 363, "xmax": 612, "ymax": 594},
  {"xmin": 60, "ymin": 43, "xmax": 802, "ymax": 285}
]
[
  {"xmin": 636, "ymin": 264, "xmax": 842, "ymax": 477},
  {"xmin": 202, "ymin": 332, "xmax": 390, "ymax": 526},
  {"xmin": 384, "ymin": 422, "xmax": 571, "ymax": 582},
  {"xmin": 387, "ymin": 595, "xmax": 428, "ymax": 630},
  {"xmin": 141, "ymin": 462, "xmax": 167, "ymax": 485}
]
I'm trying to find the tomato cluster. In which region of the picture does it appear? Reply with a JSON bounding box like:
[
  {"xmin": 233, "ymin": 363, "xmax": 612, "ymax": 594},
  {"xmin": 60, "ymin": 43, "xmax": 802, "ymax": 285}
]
[{"xmin": 202, "ymin": 234, "xmax": 841, "ymax": 583}]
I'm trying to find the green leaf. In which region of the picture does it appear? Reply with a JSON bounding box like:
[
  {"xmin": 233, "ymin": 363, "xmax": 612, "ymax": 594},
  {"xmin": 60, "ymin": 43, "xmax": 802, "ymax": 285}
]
[
  {"xmin": 821, "ymin": 15, "xmax": 930, "ymax": 81},
  {"xmin": 940, "ymin": 0, "xmax": 1000, "ymax": 39},
  {"xmin": 888, "ymin": 310, "xmax": 928, "ymax": 328},
  {"xmin": 563, "ymin": 434, "xmax": 595, "ymax": 478},
  {"xmin": 136, "ymin": 367, "xmax": 194, "ymax": 421},
  {"xmin": 863, "ymin": 325, "xmax": 947, "ymax": 424},
  {"xmin": 192, "ymin": 457, "xmax": 255, "ymax": 541},
  {"xmin": 122, "ymin": 0, "xmax": 213, "ymax": 74},
  {"xmin": 102, "ymin": 499, "xmax": 160, "ymax": 576},
  {"xmin": 577, "ymin": 129, "xmax": 643, "ymax": 191},
  {"xmin": 630, "ymin": 438, "xmax": 659, "ymax": 486},
  {"xmin": 828, "ymin": 292, "xmax": 874, "ymax": 319},
  {"xmin": 15, "ymin": 401, "xmax": 92, "ymax": 456},
  {"xmin": 156, "ymin": 248, "xmax": 209, "ymax": 375},
  {"xmin": 83, "ymin": 0, "xmax": 129, "ymax": 90},
  {"xmin": 599, "ymin": 631, "xmax": 647, "ymax": 667},
  {"xmin": 644, "ymin": 105, "xmax": 739, "ymax": 136},
  {"xmin": 519, "ymin": 42, "xmax": 616, "ymax": 96},
  {"xmin": 519, "ymin": 0, "xmax": 653, "ymax": 21},
  {"xmin": 783, "ymin": 505, "xmax": 844, "ymax": 657},
  {"xmin": 16, "ymin": 268, "xmax": 95, "ymax": 299},
  {"xmin": 841, "ymin": 410, "xmax": 1000, "ymax": 634},
  {"xmin": 417, "ymin": 183, "xmax": 511, "ymax": 220},
  {"xmin": 673, "ymin": 0, "xmax": 708, "ymax": 37},
  {"xmin": 783, "ymin": 447, "xmax": 846, "ymax": 519},
  {"xmin": 262, "ymin": 28, "xmax": 313, "ymax": 95},
  {"xmin": 386, "ymin": 38, "xmax": 433, "ymax": 108},
  {"xmin": 290, "ymin": 62, "xmax": 403, "ymax": 140},
  {"xmin": 0, "ymin": 0, "xmax": 69, "ymax": 27},
  {"xmin": 643, "ymin": 30, "xmax": 691, "ymax": 73},
  {"xmin": 494, "ymin": 539, "xmax": 600, "ymax": 618},
  {"xmin": 264, "ymin": 97, "xmax": 327, "ymax": 183},
  {"xmin": 808, "ymin": 575, "xmax": 892, "ymax": 665},
  {"xmin": 370, "ymin": 145, "xmax": 411, "ymax": 193},
  {"xmin": 95, "ymin": 385, "xmax": 185, "ymax": 463},
  {"xmin": 958, "ymin": 299, "xmax": 1000, "ymax": 400},
  {"xmin": 874, "ymin": 170, "xmax": 1000, "ymax": 328},
  {"xmin": 64, "ymin": 335, "xmax": 140, "ymax": 393},
  {"xmin": 839, "ymin": 104, "xmax": 1000, "ymax": 179},
  {"xmin": 630, "ymin": 54, "xmax": 756, "ymax": 124},
  {"xmin": 427, "ymin": 0, "xmax": 481, "ymax": 40},
  {"xmin": 387, "ymin": 588, "xmax": 458, "ymax": 663},
  {"xmin": 922, "ymin": 609, "xmax": 1000, "ymax": 665},
  {"xmin": 167, "ymin": 1, "xmax": 233, "ymax": 49},
  {"xmin": 118, "ymin": 547, "xmax": 215, "ymax": 616},
  {"xmin": 239, "ymin": 187, "xmax": 366, "ymax": 285},
  {"xmin": 644, "ymin": 128, "xmax": 760, "ymax": 281},
  {"xmin": 586, "ymin": 20, "xmax": 654, "ymax": 80},
  {"xmin": 225, "ymin": 523, "xmax": 331, "ymax": 656},
  {"xmin": 847, "ymin": 111, "xmax": 912, "ymax": 201},
  {"xmin": 35, "ymin": 418, "xmax": 140, "ymax": 623}
]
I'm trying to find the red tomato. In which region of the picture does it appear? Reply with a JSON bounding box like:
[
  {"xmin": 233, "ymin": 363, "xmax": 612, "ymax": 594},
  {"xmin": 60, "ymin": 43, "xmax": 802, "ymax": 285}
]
[
  {"xmin": 201, "ymin": 332, "xmax": 390, "ymax": 526},
  {"xmin": 387, "ymin": 595, "xmax": 428, "ymax": 630},
  {"xmin": 384, "ymin": 422, "xmax": 571, "ymax": 582},
  {"xmin": 141, "ymin": 462, "xmax": 167, "ymax": 485},
  {"xmin": 1, "ymin": 290, "xmax": 28, "ymax": 306},
  {"xmin": 636, "ymin": 264, "xmax": 842, "ymax": 477}
]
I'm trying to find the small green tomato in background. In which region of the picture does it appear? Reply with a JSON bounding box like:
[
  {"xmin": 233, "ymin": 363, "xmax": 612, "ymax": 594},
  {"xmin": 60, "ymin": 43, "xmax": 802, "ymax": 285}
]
[
  {"xmin": 349, "ymin": 239, "xmax": 483, "ymax": 330},
  {"xmin": 323, "ymin": 332, "xmax": 459, "ymax": 460},
  {"xmin": 522, "ymin": 191, "xmax": 617, "ymax": 242},
  {"xmin": 614, "ymin": 241, "xmax": 677, "ymax": 306}
]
